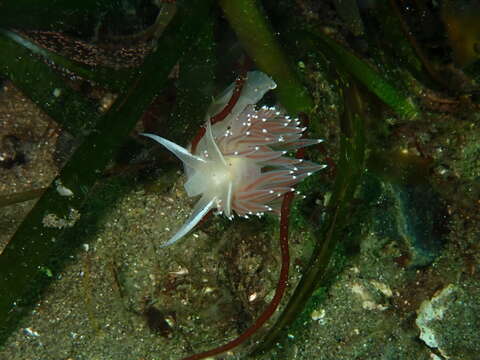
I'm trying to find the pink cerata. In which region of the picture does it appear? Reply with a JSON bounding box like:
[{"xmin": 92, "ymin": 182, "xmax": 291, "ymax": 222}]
[{"xmin": 142, "ymin": 71, "xmax": 326, "ymax": 246}]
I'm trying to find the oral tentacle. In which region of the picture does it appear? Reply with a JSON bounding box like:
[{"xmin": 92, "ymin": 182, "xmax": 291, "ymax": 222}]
[
  {"xmin": 160, "ymin": 195, "xmax": 216, "ymax": 247},
  {"xmin": 141, "ymin": 133, "xmax": 206, "ymax": 170}
]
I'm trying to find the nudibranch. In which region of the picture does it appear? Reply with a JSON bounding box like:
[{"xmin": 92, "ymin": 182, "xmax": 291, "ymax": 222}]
[{"xmin": 142, "ymin": 71, "xmax": 325, "ymax": 246}]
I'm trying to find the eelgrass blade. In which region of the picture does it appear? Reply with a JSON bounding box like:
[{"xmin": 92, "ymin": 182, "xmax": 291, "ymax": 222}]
[{"xmin": 0, "ymin": 0, "xmax": 214, "ymax": 346}]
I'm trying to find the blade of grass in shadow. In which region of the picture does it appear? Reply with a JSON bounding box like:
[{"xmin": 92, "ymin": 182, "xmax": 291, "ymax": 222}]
[
  {"xmin": 2, "ymin": 30, "xmax": 134, "ymax": 92},
  {"xmin": 0, "ymin": 188, "xmax": 46, "ymax": 207},
  {"xmin": 312, "ymin": 29, "xmax": 419, "ymax": 120},
  {"xmin": 252, "ymin": 80, "xmax": 366, "ymax": 355},
  {"xmin": 219, "ymin": 0, "xmax": 313, "ymax": 116},
  {"xmin": 0, "ymin": 0, "xmax": 213, "ymax": 346},
  {"xmin": 0, "ymin": 0, "xmax": 122, "ymax": 35},
  {"xmin": 0, "ymin": 30, "xmax": 101, "ymax": 134},
  {"xmin": 167, "ymin": 15, "xmax": 215, "ymax": 143}
]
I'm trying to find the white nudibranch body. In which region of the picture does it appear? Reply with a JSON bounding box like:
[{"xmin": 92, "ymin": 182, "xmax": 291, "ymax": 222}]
[{"xmin": 141, "ymin": 71, "xmax": 326, "ymax": 246}]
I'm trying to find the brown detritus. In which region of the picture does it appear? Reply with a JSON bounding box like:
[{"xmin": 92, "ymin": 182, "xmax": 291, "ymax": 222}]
[
  {"xmin": 109, "ymin": 259, "xmax": 125, "ymax": 300},
  {"xmin": 159, "ymin": 272, "xmax": 190, "ymax": 299},
  {"xmin": 0, "ymin": 135, "xmax": 26, "ymax": 169},
  {"xmin": 463, "ymin": 253, "xmax": 478, "ymax": 277},
  {"xmin": 391, "ymin": 268, "xmax": 445, "ymax": 315},
  {"xmin": 180, "ymin": 190, "xmax": 293, "ymax": 360},
  {"xmin": 219, "ymin": 224, "xmax": 276, "ymax": 324},
  {"xmin": 419, "ymin": 89, "xmax": 480, "ymax": 114},
  {"xmin": 143, "ymin": 299, "xmax": 176, "ymax": 338},
  {"xmin": 393, "ymin": 253, "xmax": 411, "ymax": 268}
]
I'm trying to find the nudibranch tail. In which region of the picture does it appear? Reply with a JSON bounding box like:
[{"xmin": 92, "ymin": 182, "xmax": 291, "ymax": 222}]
[
  {"xmin": 205, "ymin": 71, "xmax": 276, "ymax": 124},
  {"xmin": 142, "ymin": 71, "xmax": 326, "ymax": 246}
]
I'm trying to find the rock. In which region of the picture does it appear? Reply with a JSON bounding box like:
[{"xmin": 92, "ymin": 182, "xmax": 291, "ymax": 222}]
[{"xmin": 416, "ymin": 283, "xmax": 480, "ymax": 359}]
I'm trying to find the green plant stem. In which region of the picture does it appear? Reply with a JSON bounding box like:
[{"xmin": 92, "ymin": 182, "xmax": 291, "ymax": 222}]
[
  {"xmin": 2, "ymin": 30, "xmax": 134, "ymax": 92},
  {"xmin": 167, "ymin": 16, "xmax": 216, "ymax": 143},
  {"xmin": 0, "ymin": 0, "xmax": 213, "ymax": 346},
  {"xmin": 219, "ymin": 0, "xmax": 313, "ymax": 115},
  {"xmin": 313, "ymin": 30, "xmax": 419, "ymax": 120},
  {"xmin": 0, "ymin": 29, "xmax": 101, "ymax": 134},
  {"xmin": 0, "ymin": 0, "xmax": 123, "ymax": 34},
  {"xmin": 253, "ymin": 80, "xmax": 366, "ymax": 354}
]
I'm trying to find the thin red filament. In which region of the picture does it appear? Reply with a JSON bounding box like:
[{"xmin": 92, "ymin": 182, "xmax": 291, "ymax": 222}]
[
  {"xmin": 190, "ymin": 73, "xmax": 246, "ymax": 155},
  {"xmin": 181, "ymin": 191, "xmax": 293, "ymax": 360},
  {"xmin": 180, "ymin": 81, "xmax": 308, "ymax": 360}
]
